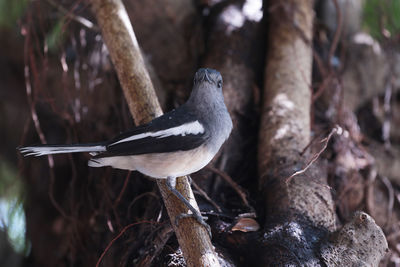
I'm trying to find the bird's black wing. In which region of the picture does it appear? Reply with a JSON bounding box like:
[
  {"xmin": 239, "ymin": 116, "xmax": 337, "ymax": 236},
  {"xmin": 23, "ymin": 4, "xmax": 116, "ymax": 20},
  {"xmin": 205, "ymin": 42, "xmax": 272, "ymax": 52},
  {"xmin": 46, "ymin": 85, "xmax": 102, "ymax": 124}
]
[{"xmin": 97, "ymin": 106, "xmax": 209, "ymax": 157}]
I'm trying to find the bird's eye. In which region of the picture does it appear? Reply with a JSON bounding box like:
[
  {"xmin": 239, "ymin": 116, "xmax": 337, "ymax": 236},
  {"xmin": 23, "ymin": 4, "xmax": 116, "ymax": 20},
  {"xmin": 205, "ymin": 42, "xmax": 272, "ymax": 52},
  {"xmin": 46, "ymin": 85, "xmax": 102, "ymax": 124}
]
[{"xmin": 217, "ymin": 80, "xmax": 222, "ymax": 88}]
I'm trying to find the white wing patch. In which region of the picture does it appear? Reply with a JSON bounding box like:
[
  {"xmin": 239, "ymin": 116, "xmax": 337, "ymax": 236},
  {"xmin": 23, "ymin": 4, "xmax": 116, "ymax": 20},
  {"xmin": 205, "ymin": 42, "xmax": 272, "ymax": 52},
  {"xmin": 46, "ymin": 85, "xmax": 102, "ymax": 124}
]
[
  {"xmin": 20, "ymin": 145, "xmax": 106, "ymax": 157},
  {"xmin": 110, "ymin": 121, "xmax": 205, "ymax": 146}
]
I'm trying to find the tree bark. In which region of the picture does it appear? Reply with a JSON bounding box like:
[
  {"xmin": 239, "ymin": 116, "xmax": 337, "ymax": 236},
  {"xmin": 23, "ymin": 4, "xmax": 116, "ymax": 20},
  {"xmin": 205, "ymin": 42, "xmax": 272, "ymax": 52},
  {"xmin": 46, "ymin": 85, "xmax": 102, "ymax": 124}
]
[
  {"xmin": 259, "ymin": 0, "xmax": 335, "ymax": 228},
  {"xmin": 257, "ymin": 0, "xmax": 387, "ymax": 265},
  {"xmin": 90, "ymin": 0, "xmax": 219, "ymax": 266},
  {"xmin": 321, "ymin": 212, "xmax": 388, "ymax": 266}
]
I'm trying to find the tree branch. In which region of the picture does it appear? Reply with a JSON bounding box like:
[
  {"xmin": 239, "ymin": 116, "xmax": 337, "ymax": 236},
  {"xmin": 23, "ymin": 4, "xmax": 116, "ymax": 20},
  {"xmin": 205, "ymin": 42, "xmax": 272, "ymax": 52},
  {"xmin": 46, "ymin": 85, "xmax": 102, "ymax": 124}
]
[
  {"xmin": 90, "ymin": 0, "xmax": 219, "ymax": 266},
  {"xmin": 259, "ymin": 0, "xmax": 335, "ymax": 228}
]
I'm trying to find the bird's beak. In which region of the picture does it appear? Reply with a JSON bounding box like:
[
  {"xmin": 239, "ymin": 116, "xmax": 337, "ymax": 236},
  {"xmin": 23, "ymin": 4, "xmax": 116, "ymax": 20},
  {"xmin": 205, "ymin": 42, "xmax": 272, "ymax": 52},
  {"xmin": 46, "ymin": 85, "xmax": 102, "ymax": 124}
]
[
  {"xmin": 203, "ymin": 71, "xmax": 212, "ymax": 83},
  {"xmin": 197, "ymin": 69, "xmax": 212, "ymax": 83},
  {"xmin": 194, "ymin": 68, "xmax": 216, "ymax": 85}
]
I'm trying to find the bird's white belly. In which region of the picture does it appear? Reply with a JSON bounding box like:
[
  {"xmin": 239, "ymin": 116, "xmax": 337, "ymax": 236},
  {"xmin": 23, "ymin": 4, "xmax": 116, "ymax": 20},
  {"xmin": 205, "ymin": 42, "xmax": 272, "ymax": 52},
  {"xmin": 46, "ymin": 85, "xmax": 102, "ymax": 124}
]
[{"xmin": 97, "ymin": 146, "xmax": 215, "ymax": 178}]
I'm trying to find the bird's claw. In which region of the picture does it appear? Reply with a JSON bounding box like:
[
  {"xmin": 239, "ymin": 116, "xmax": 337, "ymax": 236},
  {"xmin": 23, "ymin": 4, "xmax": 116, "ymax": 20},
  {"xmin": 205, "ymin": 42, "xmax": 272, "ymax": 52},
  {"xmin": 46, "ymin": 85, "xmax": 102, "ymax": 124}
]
[{"xmin": 175, "ymin": 212, "xmax": 212, "ymax": 238}]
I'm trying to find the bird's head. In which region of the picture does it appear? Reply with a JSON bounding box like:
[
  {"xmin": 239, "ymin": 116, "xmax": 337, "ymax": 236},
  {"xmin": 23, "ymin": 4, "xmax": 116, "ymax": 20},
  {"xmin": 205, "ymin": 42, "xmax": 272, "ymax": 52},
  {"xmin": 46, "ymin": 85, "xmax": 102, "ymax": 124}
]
[
  {"xmin": 193, "ymin": 68, "xmax": 223, "ymax": 90},
  {"xmin": 188, "ymin": 68, "xmax": 226, "ymax": 112}
]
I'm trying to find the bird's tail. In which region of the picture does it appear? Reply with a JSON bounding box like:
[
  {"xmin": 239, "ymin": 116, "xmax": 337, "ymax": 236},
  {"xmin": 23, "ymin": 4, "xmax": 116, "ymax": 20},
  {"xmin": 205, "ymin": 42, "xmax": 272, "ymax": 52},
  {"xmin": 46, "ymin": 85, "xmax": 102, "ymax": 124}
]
[{"xmin": 18, "ymin": 143, "xmax": 106, "ymax": 157}]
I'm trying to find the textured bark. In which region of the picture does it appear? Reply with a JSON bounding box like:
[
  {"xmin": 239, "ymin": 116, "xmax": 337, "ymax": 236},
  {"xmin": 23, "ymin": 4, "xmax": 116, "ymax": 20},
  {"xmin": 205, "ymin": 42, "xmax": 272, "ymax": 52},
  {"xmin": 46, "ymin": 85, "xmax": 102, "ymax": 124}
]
[
  {"xmin": 90, "ymin": 0, "xmax": 219, "ymax": 266},
  {"xmin": 259, "ymin": 0, "xmax": 313, "ymax": 169},
  {"xmin": 257, "ymin": 0, "xmax": 387, "ymax": 265},
  {"xmin": 321, "ymin": 212, "xmax": 388, "ymax": 266},
  {"xmin": 258, "ymin": 0, "xmax": 335, "ymax": 228}
]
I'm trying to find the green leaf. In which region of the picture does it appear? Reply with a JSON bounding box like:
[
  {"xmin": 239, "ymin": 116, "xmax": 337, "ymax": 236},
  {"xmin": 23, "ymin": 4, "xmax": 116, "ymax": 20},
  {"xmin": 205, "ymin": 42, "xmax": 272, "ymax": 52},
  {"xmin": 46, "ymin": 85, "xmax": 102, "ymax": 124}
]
[
  {"xmin": 363, "ymin": 0, "xmax": 400, "ymax": 40},
  {"xmin": 0, "ymin": 0, "xmax": 29, "ymax": 29},
  {"xmin": 46, "ymin": 18, "xmax": 66, "ymax": 52}
]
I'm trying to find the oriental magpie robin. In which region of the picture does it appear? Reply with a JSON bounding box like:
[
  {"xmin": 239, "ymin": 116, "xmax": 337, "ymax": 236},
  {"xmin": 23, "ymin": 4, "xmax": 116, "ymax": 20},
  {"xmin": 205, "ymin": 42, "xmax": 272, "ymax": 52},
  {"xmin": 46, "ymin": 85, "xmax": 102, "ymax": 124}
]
[{"xmin": 19, "ymin": 68, "xmax": 233, "ymax": 236}]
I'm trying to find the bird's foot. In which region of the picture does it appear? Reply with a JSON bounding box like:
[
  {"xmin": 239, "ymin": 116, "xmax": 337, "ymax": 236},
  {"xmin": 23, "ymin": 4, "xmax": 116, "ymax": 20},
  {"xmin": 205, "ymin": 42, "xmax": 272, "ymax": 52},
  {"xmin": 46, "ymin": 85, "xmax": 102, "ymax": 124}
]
[
  {"xmin": 166, "ymin": 176, "xmax": 212, "ymax": 238},
  {"xmin": 175, "ymin": 212, "xmax": 212, "ymax": 238}
]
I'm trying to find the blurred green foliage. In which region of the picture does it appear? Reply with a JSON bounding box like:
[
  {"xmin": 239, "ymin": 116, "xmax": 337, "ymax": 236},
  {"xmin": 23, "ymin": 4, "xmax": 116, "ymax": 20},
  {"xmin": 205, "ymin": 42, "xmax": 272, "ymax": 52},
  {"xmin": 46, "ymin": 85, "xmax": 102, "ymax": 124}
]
[
  {"xmin": 46, "ymin": 18, "xmax": 66, "ymax": 52},
  {"xmin": 363, "ymin": 0, "xmax": 400, "ymax": 40},
  {"xmin": 0, "ymin": 161, "xmax": 28, "ymax": 255},
  {"xmin": 0, "ymin": 0, "xmax": 29, "ymax": 29},
  {"xmin": 0, "ymin": 161, "xmax": 24, "ymax": 206},
  {"xmin": 0, "ymin": 0, "xmax": 65, "ymax": 52}
]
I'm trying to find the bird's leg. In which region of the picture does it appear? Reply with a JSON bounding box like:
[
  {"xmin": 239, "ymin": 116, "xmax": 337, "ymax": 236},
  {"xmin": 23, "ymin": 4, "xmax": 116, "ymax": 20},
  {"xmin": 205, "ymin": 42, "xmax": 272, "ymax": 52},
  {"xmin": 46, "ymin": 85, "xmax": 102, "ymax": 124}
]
[{"xmin": 166, "ymin": 176, "xmax": 211, "ymax": 237}]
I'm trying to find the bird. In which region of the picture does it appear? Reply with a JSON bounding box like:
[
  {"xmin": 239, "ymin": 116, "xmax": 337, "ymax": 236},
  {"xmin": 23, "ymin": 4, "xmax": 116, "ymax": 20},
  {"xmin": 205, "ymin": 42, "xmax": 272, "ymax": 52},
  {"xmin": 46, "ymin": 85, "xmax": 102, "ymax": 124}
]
[{"xmin": 19, "ymin": 68, "xmax": 233, "ymax": 236}]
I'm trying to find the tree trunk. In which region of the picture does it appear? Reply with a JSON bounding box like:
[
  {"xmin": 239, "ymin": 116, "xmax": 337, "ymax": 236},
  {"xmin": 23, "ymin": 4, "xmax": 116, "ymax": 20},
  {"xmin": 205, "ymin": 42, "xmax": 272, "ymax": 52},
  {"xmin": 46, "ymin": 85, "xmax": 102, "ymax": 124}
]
[{"xmin": 257, "ymin": 0, "xmax": 387, "ymax": 265}]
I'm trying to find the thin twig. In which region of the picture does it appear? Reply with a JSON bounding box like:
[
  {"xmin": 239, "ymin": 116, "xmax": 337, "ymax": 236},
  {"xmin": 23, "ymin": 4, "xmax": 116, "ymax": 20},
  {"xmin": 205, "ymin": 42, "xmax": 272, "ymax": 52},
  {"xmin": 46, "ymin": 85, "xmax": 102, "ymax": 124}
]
[
  {"xmin": 207, "ymin": 166, "xmax": 251, "ymax": 209},
  {"xmin": 312, "ymin": 72, "xmax": 334, "ymax": 102},
  {"xmin": 312, "ymin": 50, "xmax": 328, "ymax": 77},
  {"xmin": 328, "ymin": 0, "xmax": 342, "ymax": 69},
  {"xmin": 127, "ymin": 192, "xmax": 159, "ymax": 219},
  {"xmin": 45, "ymin": 0, "xmax": 99, "ymax": 31},
  {"xmin": 379, "ymin": 175, "xmax": 394, "ymax": 229},
  {"xmin": 285, "ymin": 126, "xmax": 338, "ymax": 184},
  {"xmin": 383, "ymin": 75, "xmax": 393, "ymax": 150},
  {"xmin": 365, "ymin": 167, "xmax": 378, "ymax": 216},
  {"xmin": 137, "ymin": 224, "xmax": 174, "ymax": 267},
  {"xmin": 96, "ymin": 221, "xmax": 159, "ymax": 267},
  {"xmin": 300, "ymin": 131, "xmax": 324, "ymax": 156},
  {"xmin": 312, "ymin": 0, "xmax": 342, "ymax": 103},
  {"xmin": 23, "ymin": 18, "xmax": 71, "ymax": 219},
  {"xmin": 114, "ymin": 171, "xmax": 131, "ymax": 207},
  {"xmin": 191, "ymin": 180, "xmax": 222, "ymax": 212}
]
